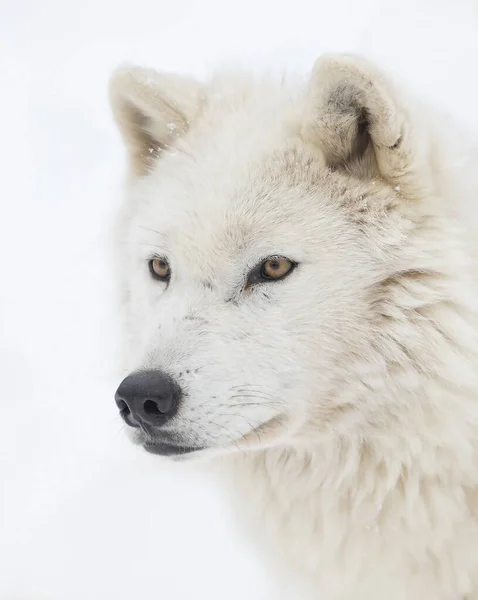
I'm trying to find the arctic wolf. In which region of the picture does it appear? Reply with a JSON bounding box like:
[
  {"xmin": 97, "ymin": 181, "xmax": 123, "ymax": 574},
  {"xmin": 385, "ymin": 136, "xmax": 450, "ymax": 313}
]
[{"xmin": 109, "ymin": 54, "xmax": 478, "ymax": 599}]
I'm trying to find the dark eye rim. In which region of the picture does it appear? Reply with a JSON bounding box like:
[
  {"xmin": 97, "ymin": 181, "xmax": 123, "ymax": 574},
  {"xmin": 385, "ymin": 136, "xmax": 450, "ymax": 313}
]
[
  {"xmin": 246, "ymin": 255, "xmax": 297, "ymax": 287},
  {"xmin": 148, "ymin": 257, "xmax": 171, "ymax": 282}
]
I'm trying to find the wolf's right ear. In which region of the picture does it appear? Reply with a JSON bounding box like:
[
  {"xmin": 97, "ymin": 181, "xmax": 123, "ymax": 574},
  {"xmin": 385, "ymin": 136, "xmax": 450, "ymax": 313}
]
[{"xmin": 109, "ymin": 66, "xmax": 204, "ymax": 175}]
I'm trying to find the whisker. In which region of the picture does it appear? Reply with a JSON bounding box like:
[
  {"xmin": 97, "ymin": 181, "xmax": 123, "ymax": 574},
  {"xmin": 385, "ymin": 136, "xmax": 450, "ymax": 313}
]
[
  {"xmin": 118, "ymin": 241, "xmax": 165, "ymax": 250},
  {"xmin": 217, "ymin": 412, "xmax": 264, "ymax": 428},
  {"xmin": 229, "ymin": 388, "xmax": 280, "ymax": 400},
  {"xmin": 114, "ymin": 419, "xmax": 126, "ymax": 438},
  {"xmin": 138, "ymin": 226, "xmax": 165, "ymax": 237},
  {"xmin": 187, "ymin": 419, "xmax": 244, "ymax": 455},
  {"xmin": 205, "ymin": 419, "xmax": 247, "ymax": 456},
  {"xmin": 226, "ymin": 414, "xmax": 263, "ymax": 446},
  {"xmin": 228, "ymin": 390, "xmax": 278, "ymax": 397},
  {"xmin": 228, "ymin": 394, "xmax": 285, "ymax": 405},
  {"xmin": 215, "ymin": 401, "xmax": 281, "ymax": 409},
  {"xmin": 230, "ymin": 385, "xmax": 277, "ymax": 394},
  {"xmin": 213, "ymin": 412, "xmax": 269, "ymax": 448}
]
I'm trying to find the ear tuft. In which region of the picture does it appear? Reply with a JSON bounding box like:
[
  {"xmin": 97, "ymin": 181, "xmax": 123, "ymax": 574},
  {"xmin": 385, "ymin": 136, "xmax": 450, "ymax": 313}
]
[{"xmin": 109, "ymin": 65, "xmax": 204, "ymax": 175}]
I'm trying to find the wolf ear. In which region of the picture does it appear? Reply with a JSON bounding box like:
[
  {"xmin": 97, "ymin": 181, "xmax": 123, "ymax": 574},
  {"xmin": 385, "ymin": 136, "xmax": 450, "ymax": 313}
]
[
  {"xmin": 109, "ymin": 66, "xmax": 204, "ymax": 175},
  {"xmin": 304, "ymin": 54, "xmax": 425, "ymax": 193}
]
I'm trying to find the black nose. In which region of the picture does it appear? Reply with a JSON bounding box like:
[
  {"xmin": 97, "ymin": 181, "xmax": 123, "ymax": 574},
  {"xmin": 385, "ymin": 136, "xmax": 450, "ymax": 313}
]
[{"xmin": 115, "ymin": 370, "xmax": 181, "ymax": 429}]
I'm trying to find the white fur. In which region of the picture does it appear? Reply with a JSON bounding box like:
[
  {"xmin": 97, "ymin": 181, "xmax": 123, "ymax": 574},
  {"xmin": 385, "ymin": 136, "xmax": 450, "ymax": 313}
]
[{"xmin": 109, "ymin": 55, "xmax": 478, "ymax": 599}]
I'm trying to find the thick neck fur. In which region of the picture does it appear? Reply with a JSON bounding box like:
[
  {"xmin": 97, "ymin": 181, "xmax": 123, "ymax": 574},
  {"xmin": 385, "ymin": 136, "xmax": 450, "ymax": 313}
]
[{"xmin": 225, "ymin": 117, "xmax": 478, "ymax": 599}]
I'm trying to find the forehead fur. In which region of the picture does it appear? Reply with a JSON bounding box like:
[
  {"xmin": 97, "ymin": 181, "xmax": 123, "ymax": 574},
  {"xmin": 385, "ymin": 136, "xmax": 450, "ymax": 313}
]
[
  {"xmin": 125, "ymin": 70, "xmax": 397, "ymax": 256},
  {"xmin": 134, "ymin": 72, "xmax": 310, "ymax": 205}
]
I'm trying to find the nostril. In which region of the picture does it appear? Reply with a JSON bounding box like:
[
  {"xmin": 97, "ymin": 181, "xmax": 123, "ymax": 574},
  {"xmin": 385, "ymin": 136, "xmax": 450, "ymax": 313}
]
[
  {"xmin": 143, "ymin": 399, "xmax": 162, "ymax": 415},
  {"xmin": 116, "ymin": 397, "xmax": 140, "ymax": 428},
  {"xmin": 117, "ymin": 399, "xmax": 130, "ymax": 416}
]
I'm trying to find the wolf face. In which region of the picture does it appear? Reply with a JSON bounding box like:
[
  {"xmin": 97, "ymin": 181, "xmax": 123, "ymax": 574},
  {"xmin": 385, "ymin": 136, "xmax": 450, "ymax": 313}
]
[{"xmin": 109, "ymin": 56, "xmax": 451, "ymax": 458}]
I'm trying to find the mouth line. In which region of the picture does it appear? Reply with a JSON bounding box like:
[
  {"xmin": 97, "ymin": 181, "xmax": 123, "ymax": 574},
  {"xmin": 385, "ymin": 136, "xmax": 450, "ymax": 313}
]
[
  {"xmin": 143, "ymin": 440, "xmax": 204, "ymax": 456},
  {"xmin": 140, "ymin": 413, "xmax": 286, "ymax": 458}
]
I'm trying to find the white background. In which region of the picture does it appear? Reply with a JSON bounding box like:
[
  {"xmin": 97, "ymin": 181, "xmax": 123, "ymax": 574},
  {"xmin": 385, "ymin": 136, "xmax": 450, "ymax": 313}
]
[{"xmin": 1, "ymin": 0, "xmax": 478, "ymax": 598}]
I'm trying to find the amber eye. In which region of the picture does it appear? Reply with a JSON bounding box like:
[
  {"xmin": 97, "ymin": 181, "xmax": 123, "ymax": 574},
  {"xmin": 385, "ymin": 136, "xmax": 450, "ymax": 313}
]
[
  {"xmin": 260, "ymin": 257, "xmax": 295, "ymax": 280},
  {"xmin": 246, "ymin": 255, "xmax": 296, "ymax": 287},
  {"xmin": 148, "ymin": 257, "xmax": 171, "ymax": 281}
]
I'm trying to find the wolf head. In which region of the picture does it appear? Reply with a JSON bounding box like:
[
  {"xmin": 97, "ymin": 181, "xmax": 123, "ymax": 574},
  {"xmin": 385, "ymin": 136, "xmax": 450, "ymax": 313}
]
[{"xmin": 109, "ymin": 55, "xmax": 447, "ymax": 458}]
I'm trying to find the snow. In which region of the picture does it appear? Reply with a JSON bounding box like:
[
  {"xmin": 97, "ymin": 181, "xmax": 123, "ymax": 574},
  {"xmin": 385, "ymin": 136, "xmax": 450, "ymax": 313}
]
[{"xmin": 1, "ymin": 0, "xmax": 477, "ymax": 598}]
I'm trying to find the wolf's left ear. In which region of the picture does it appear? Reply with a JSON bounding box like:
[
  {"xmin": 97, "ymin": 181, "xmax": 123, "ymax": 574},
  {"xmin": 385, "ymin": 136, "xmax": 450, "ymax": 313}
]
[
  {"xmin": 304, "ymin": 54, "xmax": 426, "ymax": 194},
  {"xmin": 109, "ymin": 66, "xmax": 204, "ymax": 175}
]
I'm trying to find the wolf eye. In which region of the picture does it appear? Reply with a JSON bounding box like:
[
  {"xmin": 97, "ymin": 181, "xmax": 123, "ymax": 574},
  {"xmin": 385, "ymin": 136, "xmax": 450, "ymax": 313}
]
[
  {"xmin": 261, "ymin": 257, "xmax": 295, "ymax": 280},
  {"xmin": 247, "ymin": 256, "xmax": 296, "ymax": 287},
  {"xmin": 148, "ymin": 257, "xmax": 171, "ymax": 281}
]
